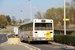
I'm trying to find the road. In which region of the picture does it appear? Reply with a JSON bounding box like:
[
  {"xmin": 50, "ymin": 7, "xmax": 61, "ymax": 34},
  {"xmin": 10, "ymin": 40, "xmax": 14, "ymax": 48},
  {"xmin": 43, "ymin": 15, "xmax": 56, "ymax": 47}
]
[
  {"xmin": 0, "ymin": 45, "xmax": 30, "ymax": 50},
  {"xmin": 0, "ymin": 34, "xmax": 75, "ymax": 50},
  {"xmin": 22, "ymin": 42, "xmax": 75, "ymax": 50},
  {"xmin": 8, "ymin": 34, "xmax": 15, "ymax": 38},
  {"xmin": 0, "ymin": 34, "xmax": 7, "ymax": 44},
  {"xmin": 0, "ymin": 33, "xmax": 17, "ymax": 44},
  {"xmin": 0, "ymin": 34, "xmax": 30, "ymax": 50}
]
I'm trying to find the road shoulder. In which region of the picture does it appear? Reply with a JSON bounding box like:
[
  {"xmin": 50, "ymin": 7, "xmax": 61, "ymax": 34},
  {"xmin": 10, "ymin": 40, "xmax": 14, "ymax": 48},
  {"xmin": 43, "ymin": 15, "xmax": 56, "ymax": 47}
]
[{"xmin": 49, "ymin": 41, "xmax": 75, "ymax": 49}]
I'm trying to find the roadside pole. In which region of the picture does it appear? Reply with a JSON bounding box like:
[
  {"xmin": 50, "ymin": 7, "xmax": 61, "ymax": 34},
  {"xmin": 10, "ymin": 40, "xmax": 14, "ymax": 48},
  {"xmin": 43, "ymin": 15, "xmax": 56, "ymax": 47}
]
[
  {"xmin": 63, "ymin": 0, "xmax": 70, "ymax": 35},
  {"xmin": 28, "ymin": 0, "xmax": 32, "ymax": 20},
  {"xmin": 64, "ymin": 0, "xmax": 66, "ymax": 35}
]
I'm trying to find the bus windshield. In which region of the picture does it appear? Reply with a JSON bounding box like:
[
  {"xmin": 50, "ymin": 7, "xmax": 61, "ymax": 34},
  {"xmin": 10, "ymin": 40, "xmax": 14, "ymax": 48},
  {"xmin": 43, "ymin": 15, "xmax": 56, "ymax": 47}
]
[{"xmin": 35, "ymin": 23, "xmax": 52, "ymax": 30}]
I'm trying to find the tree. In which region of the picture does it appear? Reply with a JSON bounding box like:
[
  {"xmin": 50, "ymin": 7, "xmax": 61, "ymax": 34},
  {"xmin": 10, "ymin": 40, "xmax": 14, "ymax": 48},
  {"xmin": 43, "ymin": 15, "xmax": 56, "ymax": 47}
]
[
  {"xmin": 18, "ymin": 19, "xmax": 22, "ymax": 24},
  {"xmin": 24, "ymin": 19, "xmax": 30, "ymax": 22},
  {"xmin": 44, "ymin": 8, "xmax": 59, "ymax": 27},
  {"xmin": 12, "ymin": 16, "xmax": 16, "ymax": 25},
  {"xmin": 44, "ymin": 8, "xmax": 56, "ymax": 19},
  {"xmin": 6, "ymin": 15, "xmax": 11, "ymax": 25},
  {"xmin": 34, "ymin": 11, "xmax": 42, "ymax": 19},
  {"xmin": 0, "ymin": 15, "xmax": 8, "ymax": 28},
  {"xmin": 66, "ymin": 2, "xmax": 70, "ymax": 25},
  {"xmin": 56, "ymin": 8, "xmax": 64, "ymax": 26},
  {"xmin": 34, "ymin": 4, "xmax": 75, "ymax": 29}
]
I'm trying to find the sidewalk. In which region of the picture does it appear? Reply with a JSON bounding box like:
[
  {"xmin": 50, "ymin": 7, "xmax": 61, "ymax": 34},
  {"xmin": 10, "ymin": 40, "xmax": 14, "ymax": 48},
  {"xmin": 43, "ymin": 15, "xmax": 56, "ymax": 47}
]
[{"xmin": 0, "ymin": 44, "xmax": 30, "ymax": 50}]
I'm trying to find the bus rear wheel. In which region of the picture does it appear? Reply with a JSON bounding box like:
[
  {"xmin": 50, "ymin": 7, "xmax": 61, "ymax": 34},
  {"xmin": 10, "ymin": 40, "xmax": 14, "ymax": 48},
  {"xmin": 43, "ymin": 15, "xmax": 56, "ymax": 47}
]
[{"xmin": 28, "ymin": 38, "xmax": 32, "ymax": 43}]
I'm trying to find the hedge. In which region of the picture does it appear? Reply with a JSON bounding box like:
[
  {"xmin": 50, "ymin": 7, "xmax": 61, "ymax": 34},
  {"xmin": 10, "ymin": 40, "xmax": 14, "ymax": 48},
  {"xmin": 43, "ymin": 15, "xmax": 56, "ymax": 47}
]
[{"xmin": 54, "ymin": 35, "xmax": 75, "ymax": 46}]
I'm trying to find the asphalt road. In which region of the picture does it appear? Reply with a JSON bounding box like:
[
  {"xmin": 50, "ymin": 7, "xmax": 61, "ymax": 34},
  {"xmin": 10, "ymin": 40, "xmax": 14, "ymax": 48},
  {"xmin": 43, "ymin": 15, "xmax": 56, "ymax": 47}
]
[
  {"xmin": 25, "ymin": 42, "xmax": 75, "ymax": 50},
  {"xmin": 0, "ymin": 45, "xmax": 30, "ymax": 50},
  {"xmin": 0, "ymin": 34, "xmax": 16, "ymax": 44},
  {"xmin": 0, "ymin": 34, "xmax": 75, "ymax": 50},
  {"xmin": 0, "ymin": 34, "xmax": 30, "ymax": 50},
  {"xmin": 8, "ymin": 34, "xmax": 15, "ymax": 38},
  {"xmin": 0, "ymin": 34, "xmax": 7, "ymax": 44}
]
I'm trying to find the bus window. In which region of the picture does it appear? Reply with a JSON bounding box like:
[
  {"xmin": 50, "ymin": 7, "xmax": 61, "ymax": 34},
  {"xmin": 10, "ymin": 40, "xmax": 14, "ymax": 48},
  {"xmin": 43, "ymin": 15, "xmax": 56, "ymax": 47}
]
[{"xmin": 35, "ymin": 23, "xmax": 52, "ymax": 30}]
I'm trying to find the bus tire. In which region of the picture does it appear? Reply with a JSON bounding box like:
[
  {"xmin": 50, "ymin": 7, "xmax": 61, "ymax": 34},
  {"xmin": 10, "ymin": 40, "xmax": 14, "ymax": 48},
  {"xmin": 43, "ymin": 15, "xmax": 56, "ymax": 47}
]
[{"xmin": 28, "ymin": 38, "xmax": 32, "ymax": 43}]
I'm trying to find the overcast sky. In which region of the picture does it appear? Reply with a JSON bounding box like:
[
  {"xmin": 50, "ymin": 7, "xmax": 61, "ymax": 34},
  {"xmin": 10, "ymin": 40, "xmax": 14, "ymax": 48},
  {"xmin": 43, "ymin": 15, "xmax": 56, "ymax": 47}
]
[{"xmin": 0, "ymin": 0, "xmax": 71, "ymax": 20}]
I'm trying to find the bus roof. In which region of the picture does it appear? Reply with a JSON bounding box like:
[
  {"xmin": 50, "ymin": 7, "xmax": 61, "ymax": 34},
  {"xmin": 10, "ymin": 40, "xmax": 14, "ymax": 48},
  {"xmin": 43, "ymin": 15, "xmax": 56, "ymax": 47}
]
[
  {"xmin": 20, "ymin": 19, "xmax": 53, "ymax": 26},
  {"xmin": 20, "ymin": 20, "xmax": 33, "ymax": 26}
]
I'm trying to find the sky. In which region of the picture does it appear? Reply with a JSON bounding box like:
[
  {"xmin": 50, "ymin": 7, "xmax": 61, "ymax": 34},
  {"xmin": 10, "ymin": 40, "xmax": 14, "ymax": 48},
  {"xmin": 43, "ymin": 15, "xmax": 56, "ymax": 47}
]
[{"xmin": 0, "ymin": 0, "xmax": 72, "ymax": 20}]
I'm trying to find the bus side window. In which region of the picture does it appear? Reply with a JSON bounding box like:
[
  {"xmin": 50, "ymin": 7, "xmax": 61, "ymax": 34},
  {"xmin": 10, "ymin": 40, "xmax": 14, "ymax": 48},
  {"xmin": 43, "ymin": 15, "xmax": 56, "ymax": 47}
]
[
  {"xmin": 47, "ymin": 23, "xmax": 52, "ymax": 27},
  {"xmin": 30, "ymin": 23, "xmax": 33, "ymax": 31},
  {"xmin": 25, "ymin": 25, "xmax": 27, "ymax": 31},
  {"xmin": 28, "ymin": 24, "xmax": 30, "ymax": 31},
  {"xmin": 27, "ymin": 24, "xmax": 29, "ymax": 31},
  {"xmin": 24, "ymin": 25, "xmax": 26, "ymax": 31}
]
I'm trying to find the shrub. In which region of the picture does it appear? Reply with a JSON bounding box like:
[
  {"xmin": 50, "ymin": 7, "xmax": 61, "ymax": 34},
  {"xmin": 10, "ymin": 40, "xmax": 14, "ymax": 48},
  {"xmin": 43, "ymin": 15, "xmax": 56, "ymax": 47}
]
[{"xmin": 54, "ymin": 35, "xmax": 75, "ymax": 46}]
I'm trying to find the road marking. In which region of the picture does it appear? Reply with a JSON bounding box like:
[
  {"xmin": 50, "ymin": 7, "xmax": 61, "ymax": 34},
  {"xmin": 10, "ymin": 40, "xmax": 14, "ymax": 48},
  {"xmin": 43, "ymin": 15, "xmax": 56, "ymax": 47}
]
[
  {"xmin": 21, "ymin": 43, "xmax": 41, "ymax": 50},
  {"xmin": 20, "ymin": 44, "xmax": 33, "ymax": 50},
  {"xmin": 24, "ymin": 45, "xmax": 33, "ymax": 50}
]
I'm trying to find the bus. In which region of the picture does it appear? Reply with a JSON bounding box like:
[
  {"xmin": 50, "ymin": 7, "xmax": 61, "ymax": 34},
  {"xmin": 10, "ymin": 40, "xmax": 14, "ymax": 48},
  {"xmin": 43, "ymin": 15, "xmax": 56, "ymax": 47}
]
[{"xmin": 18, "ymin": 19, "xmax": 54, "ymax": 43}]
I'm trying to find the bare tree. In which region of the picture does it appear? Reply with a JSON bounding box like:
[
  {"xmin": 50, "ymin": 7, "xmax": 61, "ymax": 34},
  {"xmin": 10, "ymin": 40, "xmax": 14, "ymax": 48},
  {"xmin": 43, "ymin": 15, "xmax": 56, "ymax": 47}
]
[
  {"xmin": 19, "ymin": 19, "xmax": 22, "ymax": 24},
  {"xmin": 12, "ymin": 16, "xmax": 16, "ymax": 25},
  {"xmin": 24, "ymin": 19, "xmax": 30, "ymax": 22},
  {"xmin": 34, "ymin": 11, "xmax": 42, "ymax": 19}
]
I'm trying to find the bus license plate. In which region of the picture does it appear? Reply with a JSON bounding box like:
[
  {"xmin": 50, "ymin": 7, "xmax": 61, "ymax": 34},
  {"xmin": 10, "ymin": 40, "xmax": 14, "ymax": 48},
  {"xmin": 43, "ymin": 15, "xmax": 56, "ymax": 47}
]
[{"xmin": 42, "ymin": 39, "xmax": 45, "ymax": 40}]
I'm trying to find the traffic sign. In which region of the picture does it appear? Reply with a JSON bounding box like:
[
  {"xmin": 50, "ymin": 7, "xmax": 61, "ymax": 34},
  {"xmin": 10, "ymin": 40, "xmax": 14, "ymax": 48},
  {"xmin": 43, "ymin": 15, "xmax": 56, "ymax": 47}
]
[
  {"xmin": 14, "ymin": 27, "xmax": 18, "ymax": 32},
  {"xmin": 63, "ymin": 19, "xmax": 69, "ymax": 21}
]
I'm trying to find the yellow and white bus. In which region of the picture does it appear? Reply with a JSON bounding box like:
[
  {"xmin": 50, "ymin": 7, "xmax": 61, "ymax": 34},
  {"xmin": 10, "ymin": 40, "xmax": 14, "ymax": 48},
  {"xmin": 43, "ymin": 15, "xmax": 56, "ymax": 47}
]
[{"xmin": 18, "ymin": 19, "xmax": 54, "ymax": 43}]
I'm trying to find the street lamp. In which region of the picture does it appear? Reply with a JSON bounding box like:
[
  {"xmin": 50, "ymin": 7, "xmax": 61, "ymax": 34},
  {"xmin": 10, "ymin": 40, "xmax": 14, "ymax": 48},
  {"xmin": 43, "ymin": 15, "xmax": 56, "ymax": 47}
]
[
  {"xmin": 28, "ymin": 0, "xmax": 32, "ymax": 20},
  {"xmin": 21, "ymin": 10, "xmax": 23, "ymax": 23},
  {"xmin": 64, "ymin": 0, "xmax": 66, "ymax": 35}
]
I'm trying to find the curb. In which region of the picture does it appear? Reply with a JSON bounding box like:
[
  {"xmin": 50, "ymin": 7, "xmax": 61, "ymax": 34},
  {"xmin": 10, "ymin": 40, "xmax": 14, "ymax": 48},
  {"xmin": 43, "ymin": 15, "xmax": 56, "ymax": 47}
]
[{"xmin": 49, "ymin": 42, "xmax": 75, "ymax": 49}]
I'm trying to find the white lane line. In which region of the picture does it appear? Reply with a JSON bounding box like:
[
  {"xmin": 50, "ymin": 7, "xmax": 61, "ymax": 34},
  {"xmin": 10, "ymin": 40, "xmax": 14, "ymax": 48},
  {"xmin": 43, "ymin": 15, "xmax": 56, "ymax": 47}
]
[
  {"xmin": 20, "ymin": 44, "xmax": 33, "ymax": 50},
  {"xmin": 24, "ymin": 45, "xmax": 33, "ymax": 50},
  {"xmin": 21, "ymin": 43, "xmax": 41, "ymax": 50}
]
